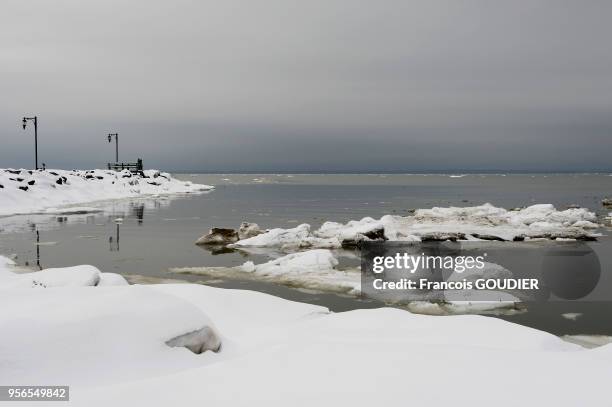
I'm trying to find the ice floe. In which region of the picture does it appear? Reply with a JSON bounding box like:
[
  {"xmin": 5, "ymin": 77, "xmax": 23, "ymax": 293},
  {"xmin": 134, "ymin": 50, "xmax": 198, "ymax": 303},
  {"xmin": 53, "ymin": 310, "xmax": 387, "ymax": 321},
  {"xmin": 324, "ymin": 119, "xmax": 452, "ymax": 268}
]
[
  {"xmin": 172, "ymin": 249, "xmax": 361, "ymax": 295},
  {"xmin": 231, "ymin": 203, "xmax": 600, "ymax": 249},
  {"xmin": 173, "ymin": 249, "xmax": 521, "ymax": 316}
]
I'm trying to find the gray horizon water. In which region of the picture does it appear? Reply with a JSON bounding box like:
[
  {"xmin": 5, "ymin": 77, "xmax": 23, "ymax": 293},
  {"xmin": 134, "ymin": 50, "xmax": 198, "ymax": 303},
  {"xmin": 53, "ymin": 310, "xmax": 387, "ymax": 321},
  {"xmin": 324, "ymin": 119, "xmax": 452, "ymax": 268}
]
[{"xmin": 1, "ymin": 173, "xmax": 611, "ymax": 336}]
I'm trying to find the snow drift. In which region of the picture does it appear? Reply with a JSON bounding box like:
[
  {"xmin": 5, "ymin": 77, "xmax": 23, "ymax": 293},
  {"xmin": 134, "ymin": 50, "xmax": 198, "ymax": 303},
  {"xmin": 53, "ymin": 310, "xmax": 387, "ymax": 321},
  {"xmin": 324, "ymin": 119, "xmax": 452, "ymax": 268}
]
[
  {"xmin": 1, "ymin": 255, "xmax": 611, "ymax": 406},
  {"xmin": 0, "ymin": 256, "xmax": 127, "ymax": 289}
]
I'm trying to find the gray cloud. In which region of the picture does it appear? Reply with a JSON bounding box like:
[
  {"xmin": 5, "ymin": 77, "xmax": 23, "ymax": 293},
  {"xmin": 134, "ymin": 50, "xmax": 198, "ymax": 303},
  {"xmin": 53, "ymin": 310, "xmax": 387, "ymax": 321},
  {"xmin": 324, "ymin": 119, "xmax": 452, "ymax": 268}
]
[{"xmin": 1, "ymin": 0, "xmax": 611, "ymax": 171}]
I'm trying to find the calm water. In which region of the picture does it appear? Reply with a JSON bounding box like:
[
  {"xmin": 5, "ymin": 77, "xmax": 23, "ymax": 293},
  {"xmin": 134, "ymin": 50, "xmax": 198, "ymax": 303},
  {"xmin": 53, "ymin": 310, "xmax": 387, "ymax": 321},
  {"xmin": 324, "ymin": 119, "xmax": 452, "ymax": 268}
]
[{"xmin": 1, "ymin": 173, "xmax": 611, "ymax": 335}]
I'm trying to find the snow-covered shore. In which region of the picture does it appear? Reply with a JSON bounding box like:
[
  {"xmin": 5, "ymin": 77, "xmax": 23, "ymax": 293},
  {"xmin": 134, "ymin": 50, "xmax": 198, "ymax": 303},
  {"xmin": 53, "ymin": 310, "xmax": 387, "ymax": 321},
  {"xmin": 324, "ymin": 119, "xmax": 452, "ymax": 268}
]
[
  {"xmin": 0, "ymin": 168, "xmax": 213, "ymax": 217},
  {"xmin": 1, "ymin": 255, "xmax": 611, "ymax": 406}
]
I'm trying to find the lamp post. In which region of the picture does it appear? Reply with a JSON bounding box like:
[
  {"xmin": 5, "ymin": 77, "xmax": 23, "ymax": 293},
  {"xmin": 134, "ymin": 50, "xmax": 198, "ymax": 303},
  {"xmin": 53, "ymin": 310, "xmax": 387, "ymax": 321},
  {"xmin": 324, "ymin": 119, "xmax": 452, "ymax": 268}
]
[
  {"xmin": 22, "ymin": 116, "xmax": 38, "ymax": 170},
  {"xmin": 107, "ymin": 133, "xmax": 119, "ymax": 163}
]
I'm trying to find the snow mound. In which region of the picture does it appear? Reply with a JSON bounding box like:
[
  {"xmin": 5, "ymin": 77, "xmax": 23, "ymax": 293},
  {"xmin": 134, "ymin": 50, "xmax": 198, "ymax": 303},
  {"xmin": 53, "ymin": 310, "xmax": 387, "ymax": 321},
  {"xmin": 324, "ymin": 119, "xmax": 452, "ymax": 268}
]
[
  {"xmin": 0, "ymin": 256, "xmax": 127, "ymax": 288},
  {"xmin": 233, "ymin": 203, "xmax": 599, "ymax": 248},
  {"xmin": 78, "ymin": 298, "xmax": 612, "ymax": 407},
  {"xmin": 0, "ymin": 285, "xmax": 221, "ymax": 386},
  {"xmin": 1, "ymin": 256, "xmax": 611, "ymax": 405},
  {"xmin": 98, "ymin": 272, "xmax": 130, "ymax": 286},
  {"xmin": 0, "ymin": 168, "xmax": 214, "ymax": 217}
]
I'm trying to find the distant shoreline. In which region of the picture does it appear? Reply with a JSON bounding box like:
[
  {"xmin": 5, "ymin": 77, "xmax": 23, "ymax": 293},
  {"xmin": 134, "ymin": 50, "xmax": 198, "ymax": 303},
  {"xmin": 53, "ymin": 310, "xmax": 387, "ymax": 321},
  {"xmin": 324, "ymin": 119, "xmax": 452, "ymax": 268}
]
[{"xmin": 171, "ymin": 171, "xmax": 612, "ymax": 175}]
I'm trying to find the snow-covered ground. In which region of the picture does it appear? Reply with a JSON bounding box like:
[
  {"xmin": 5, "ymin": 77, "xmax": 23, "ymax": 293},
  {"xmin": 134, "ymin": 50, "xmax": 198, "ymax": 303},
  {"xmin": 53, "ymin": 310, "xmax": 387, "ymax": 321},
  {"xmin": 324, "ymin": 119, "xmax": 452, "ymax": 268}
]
[
  {"xmin": 0, "ymin": 168, "xmax": 213, "ymax": 217},
  {"xmin": 1, "ymin": 255, "xmax": 611, "ymax": 406},
  {"xmin": 230, "ymin": 203, "xmax": 600, "ymax": 249}
]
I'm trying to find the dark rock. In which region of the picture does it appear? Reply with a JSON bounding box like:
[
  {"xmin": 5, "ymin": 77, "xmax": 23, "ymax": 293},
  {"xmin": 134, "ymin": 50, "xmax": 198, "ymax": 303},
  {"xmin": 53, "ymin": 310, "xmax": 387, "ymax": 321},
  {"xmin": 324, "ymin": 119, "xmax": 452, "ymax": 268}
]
[
  {"xmin": 471, "ymin": 233, "xmax": 506, "ymax": 242},
  {"xmin": 195, "ymin": 228, "xmax": 239, "ymax": 245},
  {"xmin": 147, "ymin": 181, "xmax": 161, "ymax": 186},
  {"xmin": 238, "ymin": 222, "xmax": 262, "ymax": 240},
  {"xmin": 362, "ymin": 227, "xmax": 386, "ymax": 241},
  {"xmin": 603, "ymin": 198, "xmax": 612, "ymax": 207},
  {"xmin": 420, "ymin": 232, "xmax": 466, "ymax": 242},
  {"xmin": 50, "ymin": 171, "xmax": 59, "ymax": 176},
  {"xmin": 56, "ymin": 178, "xmax": 63, "ymax": 185},
  {"xmin": 7, "ymin": 169, "xmax": 21, "ymax": 174},
  {"xmin": 341, "ymin": 227, "xmax": 387, "ymax": 248},
  {"xmin": 0, "ymin": 184, "xmax": 3, "ymax": 188},
  {"xmin": 18, "ymin": 186, "xmax": 28, "ymax": 191},
  {"xmin": 96, "ymin": 176, "xmax": 104, "ymax": 180},
  {"xmin": 198, "ymin": 245, "xmax": 238, "ymax": 255},
  {"xmin": 165, "ymin": 326, "xmax": 221, "ymax": 354},
  {"xmin": 27, "ymin": 180, "xmax": 35, "ymax": 185},
  {"xmin": 550, "ymin": 230, "xmax": 598, "ymax": 241},
  {"xmin": 516, "ymin": 230, "xmax": 598, "ymax": 241}
]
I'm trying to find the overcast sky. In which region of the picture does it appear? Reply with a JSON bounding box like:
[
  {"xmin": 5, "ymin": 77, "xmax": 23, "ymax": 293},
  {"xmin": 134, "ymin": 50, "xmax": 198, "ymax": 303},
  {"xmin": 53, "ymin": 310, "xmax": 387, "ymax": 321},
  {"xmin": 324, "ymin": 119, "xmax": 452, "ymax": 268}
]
[{"xmin": 1, "ymin": 0, "xmax": 611, "ymax": 172}]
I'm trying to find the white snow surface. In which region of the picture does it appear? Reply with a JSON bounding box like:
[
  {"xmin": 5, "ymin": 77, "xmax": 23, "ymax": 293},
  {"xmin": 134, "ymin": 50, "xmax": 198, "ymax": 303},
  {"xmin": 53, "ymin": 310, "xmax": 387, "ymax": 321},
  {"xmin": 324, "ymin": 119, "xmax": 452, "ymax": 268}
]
[
  {"xmin": 1, "ymin": 256, "xmax": 611, "ymax": 406},
  {"xmin": 233, "ymin": 203, "xmax": 599, "ymax": 248},
  {"xmin": 0, "ymin": 258, "xmax": 128, "ymax": 288},
  {"xmin": 0, "ymin": 168, "xmax": 213, "ymax": 217}
]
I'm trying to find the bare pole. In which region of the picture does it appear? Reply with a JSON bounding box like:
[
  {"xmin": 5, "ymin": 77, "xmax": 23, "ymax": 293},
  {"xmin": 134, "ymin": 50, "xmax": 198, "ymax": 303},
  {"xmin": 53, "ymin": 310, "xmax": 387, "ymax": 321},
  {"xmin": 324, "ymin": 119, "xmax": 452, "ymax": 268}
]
[
  {"xmin": 108, "ymin": 133, "xmax": 119, "ymax": 163},
  {"xmin": 34, "ymin": 117, "xmax": 38, "ymax": 170},
  {"xmin": 22, "ymin": 116, "xmax": 39, "ymax": 170}
]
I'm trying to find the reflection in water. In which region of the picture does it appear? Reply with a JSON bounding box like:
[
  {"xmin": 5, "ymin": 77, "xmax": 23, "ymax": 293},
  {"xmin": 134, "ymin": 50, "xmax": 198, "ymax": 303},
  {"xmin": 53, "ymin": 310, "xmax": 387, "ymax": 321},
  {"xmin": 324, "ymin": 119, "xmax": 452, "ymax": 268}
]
[
  {"xmin": 132, "ymin": 203, "xmax": 144, "ymax": 225},
  {"xmin": 109, "ymin": 224, "xmax": 120, "ymax": 252},
  {"xmin": 197, "ymin": 244, "xmax": 241, "ymax": 256},
  {"xmin": 36, "ymin": 230, "xmax": 42, "ymax": 270}
]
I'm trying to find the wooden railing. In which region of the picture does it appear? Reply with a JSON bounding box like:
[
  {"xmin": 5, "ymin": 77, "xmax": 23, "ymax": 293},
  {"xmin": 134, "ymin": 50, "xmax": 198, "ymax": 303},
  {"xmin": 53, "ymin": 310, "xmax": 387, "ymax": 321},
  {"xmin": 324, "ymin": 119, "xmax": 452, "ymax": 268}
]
[{"xmin": 107, "ymin": 158, "xmax": 143, "ymax": 174}]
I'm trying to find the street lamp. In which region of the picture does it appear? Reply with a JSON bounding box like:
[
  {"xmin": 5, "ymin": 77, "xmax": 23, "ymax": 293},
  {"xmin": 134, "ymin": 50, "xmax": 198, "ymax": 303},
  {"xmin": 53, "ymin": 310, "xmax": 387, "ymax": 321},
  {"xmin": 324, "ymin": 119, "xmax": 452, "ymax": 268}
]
[
  {"xmin": 22, "ymin": 116, "xmax": 39, "ymax": 170},
  {"xmin": 107, "ymin": 133, "xmax": 119, "ymax": 163}
]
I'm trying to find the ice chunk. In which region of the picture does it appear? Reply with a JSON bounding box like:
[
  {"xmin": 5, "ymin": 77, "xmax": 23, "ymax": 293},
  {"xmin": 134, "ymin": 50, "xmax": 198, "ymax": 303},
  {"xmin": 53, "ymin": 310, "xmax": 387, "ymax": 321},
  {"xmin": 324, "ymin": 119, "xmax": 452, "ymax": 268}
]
[{"xmin": 172, "ymin": 249, "xmax": 360, "ymax": 295}]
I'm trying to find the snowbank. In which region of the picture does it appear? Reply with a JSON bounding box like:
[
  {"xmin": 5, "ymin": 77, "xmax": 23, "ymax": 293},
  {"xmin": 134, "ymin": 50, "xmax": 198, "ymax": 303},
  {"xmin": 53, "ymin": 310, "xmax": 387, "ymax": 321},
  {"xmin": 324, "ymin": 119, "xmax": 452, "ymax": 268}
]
[
  {"xmin": 0, "ymin": 168, "xmax": 214, "ymax": 217},
  {"xmin": 80, "ymin": 287, "xmax": 610, "ymax": 407},
  {"xmin": 0, "ymin": 255, "xmax": 221, "ymax": 385},
  {"xmin": 232, "ymin": 203, "xmax": 599, "ymax": 249},
  {"xmin": 0, "ymin": 255, "xmax": 128, "ymax": 288},
  {"xmin": 1, "ymin": 256, "xmax": 610, "ymax": 405},
  {"xmin": 0, "ymin": 286, "xmax": 222, "ymax": 386}
]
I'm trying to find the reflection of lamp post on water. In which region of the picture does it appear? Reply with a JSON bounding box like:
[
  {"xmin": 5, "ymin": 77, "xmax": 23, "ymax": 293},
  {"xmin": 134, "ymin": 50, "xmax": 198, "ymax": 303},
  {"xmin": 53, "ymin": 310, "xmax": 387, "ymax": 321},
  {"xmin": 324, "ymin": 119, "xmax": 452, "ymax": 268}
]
[
  {"xmin": 22, "ymin": 116, "xmax": 39, "ymax": 170},
  {"xmin": 109, "ymin": 224, "xmax": 120, "ymax": 252},
  {"xmin": 107, "ymin": 132, "xmax": 119, "ymax": 163},
  {"xmin": 36, "ymin": 230, "xmax": 42, "ymax": 270}
]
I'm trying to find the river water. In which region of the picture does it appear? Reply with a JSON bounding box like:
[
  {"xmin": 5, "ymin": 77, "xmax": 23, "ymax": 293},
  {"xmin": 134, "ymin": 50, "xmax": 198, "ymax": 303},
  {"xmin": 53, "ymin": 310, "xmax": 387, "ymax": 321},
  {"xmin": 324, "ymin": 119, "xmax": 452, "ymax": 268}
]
[{"xmin": 1, "ymin": 173, "xmax": 611, "ymax": 336}]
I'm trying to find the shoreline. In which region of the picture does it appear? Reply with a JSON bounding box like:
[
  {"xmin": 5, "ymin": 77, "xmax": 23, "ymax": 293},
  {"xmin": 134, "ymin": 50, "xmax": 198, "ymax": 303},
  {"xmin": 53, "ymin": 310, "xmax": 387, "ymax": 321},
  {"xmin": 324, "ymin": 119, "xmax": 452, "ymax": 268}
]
[{"xmin": 0, "ymin": 168, "xmax": 213, "ymax": 217}]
